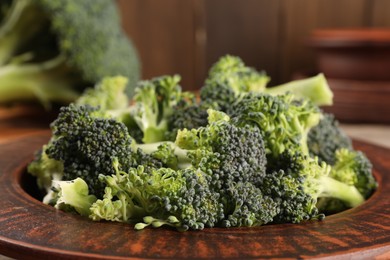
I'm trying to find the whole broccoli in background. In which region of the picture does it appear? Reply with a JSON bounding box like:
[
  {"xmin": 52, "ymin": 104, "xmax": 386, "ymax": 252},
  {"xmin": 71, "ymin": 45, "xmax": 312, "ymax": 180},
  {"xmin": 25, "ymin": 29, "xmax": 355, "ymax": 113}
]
[{"xmin": 0, "ymin": 0, "xmax": 140, "ymax": 108}]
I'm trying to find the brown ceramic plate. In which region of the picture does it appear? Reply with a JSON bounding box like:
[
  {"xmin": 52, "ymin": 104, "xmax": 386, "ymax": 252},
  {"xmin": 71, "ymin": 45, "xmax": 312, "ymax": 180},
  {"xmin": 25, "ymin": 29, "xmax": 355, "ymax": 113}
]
[{"xmin": 0, "ymin": 132, "xmax": 389, "ymax": 259}]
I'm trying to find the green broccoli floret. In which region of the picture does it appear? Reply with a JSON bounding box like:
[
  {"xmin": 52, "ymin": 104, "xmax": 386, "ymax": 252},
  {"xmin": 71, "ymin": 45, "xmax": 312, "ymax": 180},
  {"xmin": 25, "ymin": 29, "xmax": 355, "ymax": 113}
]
[
  {"xmin": 308, "ymin": 113, "xmax": 352, "ymax": 165},
  {"xmin": 42, "ymin": 104, "xmax": 162, "ymax": 197},
  {"xmin": 230, "ymin": 93, "xmax": 321, "ymax": 160},
  {"xmin": 132, "ymin": 75, "xmax": 194, "ymax": 143},
  {"xmin": 173, "ymin": 109, "xmax": 267, "ymax": 189},
  {"xmin": 200, "ymin": 55, "xmax": 270, "ymax": 112},
  {"xmin": 331, "ymin": 149, "xmax": 376, "ymax": 198},
  {"xmin": 0, "ymin": 0, "xmax": 140, "ymax": 108},
  {"xmin": 90, "ymin": 161, "xmax": 224, "ymax": 231},
  {"xmin": 200, "ymin": 55, "xmax": 332, "ymax": 112},
  {"xmin": 27, "ymin": 144, "xmax": 64, "ymax": 192},
  {"xmin": 262, "ymin": 151, "xmax": 365, "ymax": 223},
  {"xmin": 76, "ymin": 76, "xmax": 129, "ymax": 112},
  {"xmin": 166, "ymin": 99, "xmax": 210, "ymax": 141},
  {"xmin": 48, "ymin": 178, "xmax": 97, "ymax": 217},
  {"xmin": 316, "ymin": 148, "xmax": 377, "ymax": 214},
  {"xmin": 220, "ymin": 181, "xmax": 278, "ymax": 228}
]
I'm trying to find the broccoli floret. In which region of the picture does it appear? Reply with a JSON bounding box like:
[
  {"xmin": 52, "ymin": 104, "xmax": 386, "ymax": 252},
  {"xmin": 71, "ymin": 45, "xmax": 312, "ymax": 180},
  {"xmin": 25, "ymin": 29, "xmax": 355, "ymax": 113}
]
[
  {"xmin": 221, "ymin": 181, "xmax": 278, "ymax": 228},
  {"xmin": 262, "ymin": 151, "xmax": 365, "ymax": 223},
  {"xmin": 48, "ymin": 178, "xmax": 97, "ymax": 217},
  {"xmin": 90, "ymin": 161, "xmax": 224, "ymax": 231},
  {"xmin": 308, "ymin": 113, "xmax": 352, "ymax": 165},
  {"xmin": 174, "ymin": 109, "xmax": 267, "ymax": 189},
  {"xmin": 43, "ymin": 104, "xmax": 162, "ymax": 197},
  {"xmin": 316, "ymin": 148, "xmax": 377, "ymax": 214},
  {"xmin": 200, "ymin": 55, "xmax": 270, "ymax": 112},
  {"xmin": 76, "ymin": 76, "xmax": 129, "ymax": 111},
  {"xmin": 230, "ymin": 93, "xmax": 321, "ymax": 160},
  {"xmin": 331, "ymin": 149, "xmax": 376, "ymax": 198},
  {"xmin": 27, "ymin": 144, "xmax": 64, "ymax": 192},
  {"xmin": 132, "ymin": 75, "xmax": 193, "ymax": 143},
  {"xmin": 200, "ymin": 55, "xmax": 332, "ymax": 112},
  {"xmin": 0, "ymin": 0, "xmax": 140, "ymax": 108},
  {"xmin": 166, "ymin": 99, "xmax": 210, "ymax": 141}
]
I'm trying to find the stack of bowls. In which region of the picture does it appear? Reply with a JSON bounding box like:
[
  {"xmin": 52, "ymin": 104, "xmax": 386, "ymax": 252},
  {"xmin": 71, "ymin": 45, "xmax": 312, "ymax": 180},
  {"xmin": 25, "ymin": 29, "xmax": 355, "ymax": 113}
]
[{"xmin": 307, "ymin": 28, "xmax": 390, "ymax": 123}]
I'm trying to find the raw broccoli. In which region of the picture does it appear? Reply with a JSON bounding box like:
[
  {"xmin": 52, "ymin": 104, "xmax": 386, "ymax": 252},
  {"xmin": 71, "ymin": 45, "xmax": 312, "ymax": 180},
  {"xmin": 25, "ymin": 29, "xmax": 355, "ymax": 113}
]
[
  {"xmin": 166, "ymin": 99, "xmax": 210, "ymax": 141},
  {"xmin": 90, "ymin": 162, "xmax": 224, "ymax": 231},
  {"xmin": 173, "ymin": 109, "xmax": 267, "ymax": 189},
  {"xmin": 48, "ymin": 178, "xmax": 97, "ymax": 217},
  {"xmin": 132, "ymin": 75, "xmax": 193, "ymax": 143},
  {"xmin": 230, "ymin": 93, "xmax": 321, "ymax": 160},
  {"xmin": 316, "ymin": 148, "xmax": 377, "ymax": 214},
  {"xmin": 220, "ymin": 181, "xmax": 278, "ymax": 228},
  {"xmin": 262, "ymin": 150, "xmax": 365, "ymax": 223},
  {"xmin": 200, "ymin": 55, "xmax": 333, "ymax": 113},
  {"xmin": 0, "ymin": 0, "xmax": 140, "ymax": 108},
  {"xmin": 42, "ymin": 104, "xmax": 162, "ymax": 197},
  {"xmin": 89, "ymin": 109, "xmax": 275, "ymax": 230},
  {"xmin": 331, "ymin": 149, "xmax": 376, "ymax": 198},
  {"xmin": 200, "ymin": 55, "xmax": 270, "ymax": 112},
  {"xmin": 27, "ymin": 144, "xmax": 64, "ymax": 192},
  {"xmin": 76, "ymin": 76, "xmax": 129, "ymax": 112},
  {"xmin": 307, "ymin": 113, "xmax": 352, "ymax": 165}
]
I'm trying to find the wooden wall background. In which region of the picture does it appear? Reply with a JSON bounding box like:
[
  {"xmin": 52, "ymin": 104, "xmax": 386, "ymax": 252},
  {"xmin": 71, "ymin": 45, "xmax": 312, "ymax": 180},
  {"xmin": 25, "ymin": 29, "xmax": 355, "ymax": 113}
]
[{"xmin": 117, "ymin": 0, "xmax": 390, "ymax": 90}]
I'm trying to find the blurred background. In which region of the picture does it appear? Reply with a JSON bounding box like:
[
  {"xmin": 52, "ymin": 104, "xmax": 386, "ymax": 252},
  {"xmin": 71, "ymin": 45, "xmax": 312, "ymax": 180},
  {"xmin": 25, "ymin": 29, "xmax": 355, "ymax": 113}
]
[
  {"xmin": 117, "ymin": 0, "xmax": 390, "ymax": 90},
  {"xmin": 0, "ymin": 0, "xmax": 390, "ymax": 148}
]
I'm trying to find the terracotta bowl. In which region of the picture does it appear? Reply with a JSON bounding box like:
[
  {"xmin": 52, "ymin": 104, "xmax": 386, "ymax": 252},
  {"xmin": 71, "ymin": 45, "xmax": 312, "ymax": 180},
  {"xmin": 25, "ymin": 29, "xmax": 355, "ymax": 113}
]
[
  {"xmin": 0, "ymin": 132, "xmax": 389, "ymax": 259},
  {"xmin": 308, "ymin": 28, "xmax": 390, "ymax": 81}
]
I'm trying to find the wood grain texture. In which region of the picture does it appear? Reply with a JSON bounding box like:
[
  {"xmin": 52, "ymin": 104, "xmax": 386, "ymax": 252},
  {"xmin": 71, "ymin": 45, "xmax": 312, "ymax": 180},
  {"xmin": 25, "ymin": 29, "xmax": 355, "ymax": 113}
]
[
  {"xmin": 117, "ymin": 0, "xmax": 390, "ymax": 89},
  {"xmin": 117, "ymin": 0, "xmax": 198, "ymax": 90},
  {"xmin": 0, "ymin": 132, "xmax": 389, "ymax": 259},
  {"xmin": 203, "ymin": 0, "xmax": 280, "ymax": 85}
]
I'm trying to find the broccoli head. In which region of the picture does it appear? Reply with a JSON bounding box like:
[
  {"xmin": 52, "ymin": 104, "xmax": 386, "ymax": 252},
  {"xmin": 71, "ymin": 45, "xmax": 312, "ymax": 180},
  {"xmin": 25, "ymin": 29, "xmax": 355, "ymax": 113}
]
[
  {"xmin": 230, "ymin": 93, "xmax": 321, "ymax": 160},
  {"xmin": 262, "ymin": 150, "xmax": 365, "ymax": 223},
  {"xmin": 90, "ymin": 161, "xmax": 224, "ymax": 231},
  {"xmin": 43, "ymin": 104, "xmax": 162, "ymax": 197},
  {"xmin": 308, "ymin": 113, "xmax": 352, "ymax": 165},
  {"xmin": 174, "ymin": 109, "xmax": 267, "ymax": 189},
  {"xmin": 166, "ymin": 99, "xmax": 210, "ymax": 141},
  {"xmin": 200, "ymin": 55, "xmax": 332, "ymax": 113},
  {"xmin": 132, "ymin": 75, "xmax": 193, "ymax": 143},
  {"xmin": 0, "ymin": 0, "xmax": 140, "ymax": 108}
]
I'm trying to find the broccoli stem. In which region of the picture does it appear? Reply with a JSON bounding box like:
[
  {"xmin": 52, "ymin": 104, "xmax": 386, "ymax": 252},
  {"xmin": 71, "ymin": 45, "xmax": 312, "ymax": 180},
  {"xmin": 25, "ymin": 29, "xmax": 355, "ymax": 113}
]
[
  {"xmin": 0, "ymin": 0, "xmax": 47, "ymax": 65},
  {"xmin": 318, "ymin": 176, "xmax": 365, "ymax": 208},
  {"xmin": 136, "ymin": 141, "xmax": 192, "ymax": 168},
  {"xmin": 143, "ymin": 127, "xmax": 167, "ymax": 144},
  {"xmin": 266, "ymin": 74, "xmax": 333, "ymax": 106},
  {"xmin": 0, "ymin": 56, "xmax": 79, "ymax": 108}
]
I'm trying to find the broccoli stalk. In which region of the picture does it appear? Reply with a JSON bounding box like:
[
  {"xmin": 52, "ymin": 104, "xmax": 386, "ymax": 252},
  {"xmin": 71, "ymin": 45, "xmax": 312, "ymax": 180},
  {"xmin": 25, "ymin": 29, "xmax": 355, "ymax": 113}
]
[
  {"xmin": 0, "ymin": 0, "xmax": 140, "ymax": 108},
  {"xmin": 315, "ymin": 175, "xmax": 364, "ymax": 207},
  {"xmin": 133, "ymin": 75, "xmax": 193, "ymax": 143},
  {"xmin": 266, "ymin": 73, "xmax": 333, "ymax": 106},
  {"xmin": 201, "ymin": 55, "xmax": 333, "ymax": 111},
  {"xmin": 0, "ymin": 56, "xmax": 79, "ymax": 108},
  {"xmin": 49, "ymin": 178, "xmax": 97, "ymax": 217},
  {"xmin": 263, "ymin": 152, "xmax": 365, "ymax": 223}
]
